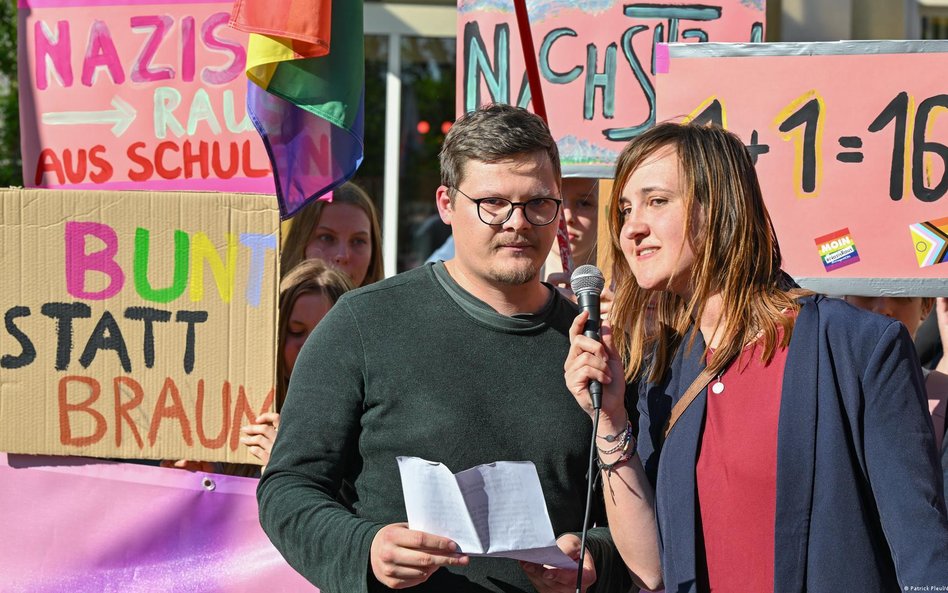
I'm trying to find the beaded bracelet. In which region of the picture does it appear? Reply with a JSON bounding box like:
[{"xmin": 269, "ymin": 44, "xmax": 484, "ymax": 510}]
[
  {"xmin": 597, "ymin": 423, "xmax": 633, "ymax": 465},
  {"xmin": 596, "ymin": 421, "xmax": 634, "ymax": 455}
]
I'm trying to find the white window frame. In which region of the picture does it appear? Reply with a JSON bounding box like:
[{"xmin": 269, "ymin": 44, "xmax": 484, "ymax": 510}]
[{"xmin": 365, "ymin": 3, "xmax": 457, "ymax": 278}]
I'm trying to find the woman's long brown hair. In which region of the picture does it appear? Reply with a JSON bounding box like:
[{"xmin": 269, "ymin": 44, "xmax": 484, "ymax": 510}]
[
  {"xmin": 276, "ymin": 259, "xmax": 354, "ymax": 410},
  {"xmin": 221, "ymin": 260, "xmax": 353, "ymax": 478},
  {"xmin": 607, "ymin": 123, "xmax": 808, "ymax": 383}
]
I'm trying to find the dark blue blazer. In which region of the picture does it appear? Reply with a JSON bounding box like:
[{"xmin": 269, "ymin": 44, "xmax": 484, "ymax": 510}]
[{"xmin": 637, "ymin": 295, "xmax": 948, "ymax": 593}]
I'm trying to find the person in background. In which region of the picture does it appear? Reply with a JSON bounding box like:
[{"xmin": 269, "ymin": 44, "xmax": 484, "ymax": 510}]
[
  {"xmin": 542, "ymin": 177, "xmax": 616, "ymax": 318},
  {"xmin": 566, "ymin": 122, "xmax": 948, "ymax": 593},
  {"xmin": 282, "ymin": 181, "xmax": 384, "ymax": 287},
  {"xmin": 918, "ymin": 304, "xmax": 946, "ymax": 370},
  {"xmin": 257, "ymin": 103, "xmax": 635, "ymax": 593},
  {"xmin": 845, "ymin": 295, "xmax": 948, "ymax": 491},
  {"xmin": 544, "ymin": 176, "xmax": 601, "ymax": 284},
  {"xmin": 425, "ymin": 234, "xmax": 455, "ymax": 264},
  {"xmin": 235, "ymin": 259, "xmax": 354, "ymax": 472},
  {"xmin": 169, "ymin": 260, "xmax": 354, "ymax": 478},
  {"xmin": 413, "ymin": 213, "xmax": 453, "ymax": 267}
]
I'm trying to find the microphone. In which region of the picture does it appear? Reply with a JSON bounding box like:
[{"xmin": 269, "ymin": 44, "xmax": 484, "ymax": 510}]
[
  {"xmin": 569, "ymin": 265, "xmax": 606, "ymax": 593},
  {"xmin": 570, "ymin": 265, "xmax": 605, "ymax": 410}
]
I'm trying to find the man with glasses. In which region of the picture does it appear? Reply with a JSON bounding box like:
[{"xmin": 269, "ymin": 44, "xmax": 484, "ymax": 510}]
[{"xmin": 258, "ymin": 103, "xmax": 626, "ymax": 593}]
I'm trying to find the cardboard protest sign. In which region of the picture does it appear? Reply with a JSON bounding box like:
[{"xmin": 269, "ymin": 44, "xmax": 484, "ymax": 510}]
[
  {"xmin": 457, "ymin": 0, "xmax": 765, "ymax": 178},
  {"xmin": 655, "ymin": 41, "xmax": 948, "ymax": 295},
  {"xmin": 18, "ymin": 0, "xmax": 273, "ymax": 192},
  {"xmin": 0, "ymin": 189, "xmax": 278, "ymax": 463}
]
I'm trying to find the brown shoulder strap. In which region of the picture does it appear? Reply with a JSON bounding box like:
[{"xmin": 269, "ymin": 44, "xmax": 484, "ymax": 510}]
[{"xmin": 662, "ymin": 368, "xmax": 716, "ymax": 441}]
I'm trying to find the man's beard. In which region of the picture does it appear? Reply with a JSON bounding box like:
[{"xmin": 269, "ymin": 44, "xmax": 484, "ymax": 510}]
[
  {"xmin": 486, "ymin": 259, "xmax": 539, "ymax": 285},
  {"xmin": 487, "ymin": 234, "xmax": 542, "ymax": 285}
]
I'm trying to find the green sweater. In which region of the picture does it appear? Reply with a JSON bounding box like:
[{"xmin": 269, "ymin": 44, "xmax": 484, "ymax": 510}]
[{"xmin": 258, "ymin": 263, "xmax": 626, "ymax": 593}]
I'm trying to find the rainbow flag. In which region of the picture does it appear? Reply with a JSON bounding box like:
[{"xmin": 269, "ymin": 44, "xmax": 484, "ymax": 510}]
[
  {"xmin": 231, "ymin": 0, "xmax": 332, "ymax": 57},
  {"xmin": 231, "ymin": 0, "xmax": 365, "ymax": 218}
]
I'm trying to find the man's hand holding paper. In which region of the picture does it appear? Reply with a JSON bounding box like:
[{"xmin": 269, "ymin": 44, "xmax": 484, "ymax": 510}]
[
  {"xmin": 369, "ymin": 522, "xmax": 470, "ymax": 589},
  {"xmin": 396, "ymin": 457, "xmax": 579, "ymax": 570}
]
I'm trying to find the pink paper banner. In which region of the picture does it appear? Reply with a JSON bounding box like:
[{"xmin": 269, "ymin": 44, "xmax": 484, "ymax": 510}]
[
  {"xmin": 457, "ymin": 0, "xmax": 765, "ymax": 177},
  {"xmin": 18, "ymin": 0, "xmax": 274, "ymax": 191},
  {"xmin": 0, "ymin": 453, "xmax": 314, "ymax": 592},
  {"xmin": 655, "ymin": 41, "xmax": 948, "ymax": 292}
]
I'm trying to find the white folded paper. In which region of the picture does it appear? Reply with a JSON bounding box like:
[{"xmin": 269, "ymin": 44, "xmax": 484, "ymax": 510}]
[{"xmin": 396, "ymin": 456, "xmax": 577, "ymax": 569}]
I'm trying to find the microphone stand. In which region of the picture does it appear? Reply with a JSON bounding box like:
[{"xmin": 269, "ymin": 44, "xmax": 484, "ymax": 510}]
[{"xmin": 575, "ymin": 404, "xmax": 600, "ymax": 593}]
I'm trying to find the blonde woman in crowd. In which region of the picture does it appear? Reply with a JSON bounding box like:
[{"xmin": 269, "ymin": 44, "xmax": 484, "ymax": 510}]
[{"xmin": 281, "ymin": 181, "xmax": 384, "ymax": 288}]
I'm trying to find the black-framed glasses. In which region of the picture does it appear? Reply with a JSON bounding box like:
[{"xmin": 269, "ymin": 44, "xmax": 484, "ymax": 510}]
[{"xmin": 452, "ymin": 187, "xmax": 562, "ymax": 226}]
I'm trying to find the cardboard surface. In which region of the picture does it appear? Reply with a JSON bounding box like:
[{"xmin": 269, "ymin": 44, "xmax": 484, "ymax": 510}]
[
  {"xmin": 457, "ymin": 0, "xmax": 765, "ymax": 178},
  {"xmin": 0, "ymin": 189, "xmax": 278, "ymax": 463},
  {"xmin": 655, "ymin": 41, "xmax": 948, "ymax": 295},
  {"xmin": 18, "ymin": 0, "xmax": 274, "ymax": 192}
]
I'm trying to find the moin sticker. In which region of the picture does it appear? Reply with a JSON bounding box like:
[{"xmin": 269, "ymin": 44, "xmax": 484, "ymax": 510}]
[{"xmin": 814, "ymin": 228, "xmax": 860, "ymax": 272}]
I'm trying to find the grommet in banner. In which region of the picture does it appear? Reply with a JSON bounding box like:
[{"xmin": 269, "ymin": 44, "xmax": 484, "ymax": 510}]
[{"xmin": 202, "ymin": 477, "xmax": 216, "ymax": 491}]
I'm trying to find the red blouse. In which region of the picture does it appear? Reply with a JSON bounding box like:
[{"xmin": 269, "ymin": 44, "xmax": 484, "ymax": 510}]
[{"xmin": 695, "ymin": 339, "xmax": 790, "ymax": 593}]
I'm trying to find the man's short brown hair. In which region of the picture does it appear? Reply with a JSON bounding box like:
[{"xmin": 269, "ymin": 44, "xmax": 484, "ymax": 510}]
[{"xmin": 439, "ymin": 103, "xmax": 561, "ymax": 200}]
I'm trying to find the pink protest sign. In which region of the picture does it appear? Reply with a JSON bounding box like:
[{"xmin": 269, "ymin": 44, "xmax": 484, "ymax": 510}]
[
  {"xmin": 457, "ymin": 0, "xmax": 764, "ymax": 178},
  {"xmin": 0, "ymin": 453, "xmax": 313, "ymax": 591},
  {"xmin": 18, "ymin": 0, "xmax": 273, "ymax": 192},
  {"xmin": 655, "ymin": 41, "xmax": 948, "ymax": 295}
]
